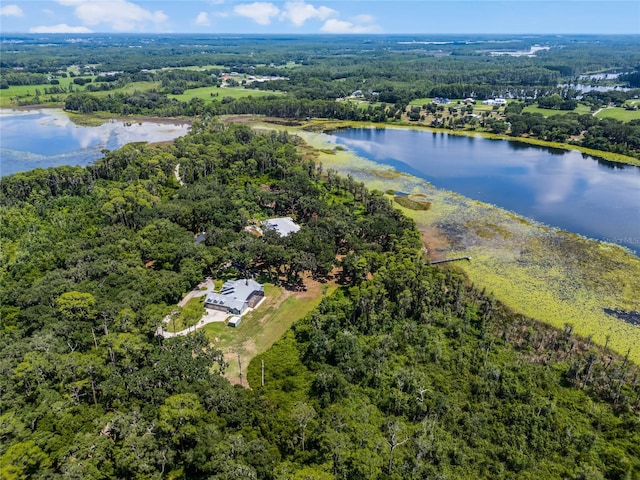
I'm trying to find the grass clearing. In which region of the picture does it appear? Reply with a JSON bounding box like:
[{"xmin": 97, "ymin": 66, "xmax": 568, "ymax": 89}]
[
  {"xmin": 0, "ymin": 78, "xmax": 159, "ymax": 108},
  {"xmin": 409, "ymin": 97, "xmax": 433, "ymax": 106},
  {"xmin": 522, "ymin": 104, "xmax": 592, "ymax": 117},
  {"xmin": 90, "ymin": 81, "xmax": 160, "ymax": 97},
  {"xmin": 167, "ymin": 296, "xmax": 205, "ymax": 332},
  {"xmin": 595, "ymin": 107, "xmax": 640, "ymax": 122},
  {"xmin": 204, "ymin": 281, "xmax": 336, "ymax": 385},
  {"xmin": 0, "ymin": 76, "xmax": 89, "ymax": 107},
  {"xmin": 168, "ymin": 86, "xmax": 283, "ymax": 103}
]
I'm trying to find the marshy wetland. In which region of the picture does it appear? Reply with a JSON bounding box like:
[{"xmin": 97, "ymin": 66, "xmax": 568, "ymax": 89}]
[{"xmin": 292, "ymin": 125, "xmax": 640, "ymax": 363}]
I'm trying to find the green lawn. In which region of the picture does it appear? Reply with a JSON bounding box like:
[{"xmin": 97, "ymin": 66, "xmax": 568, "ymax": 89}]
[
  {"xmin": 203, "ymin": 282, "xmax": 335, "ymax": 384},
  {"xmin": 522, "ymin": 103, "xmax": 592, "ymax": 117},
  {"xmin": 166, "ymin": 296, "xmax": 205, "ymax": 332},
  {"xmin": 409, "ymin": 97, "xmax": 433, "ymax": 106},
  {"xmin": 595, "ymin": 107, "xmax": 640, "ymax": 122},
  {"xmin": 168, "ymin": 85, "xmax": 283, "ymax": 103}
]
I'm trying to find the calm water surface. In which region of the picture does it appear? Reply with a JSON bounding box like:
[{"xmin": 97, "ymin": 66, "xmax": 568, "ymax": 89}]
[
  {"xmin": 332, "ymin": 128, "xmax": 640, "ymax": 255},
  {"xmin": 0, "ymin": 109, "xmax": 190, "ymax": 176}
]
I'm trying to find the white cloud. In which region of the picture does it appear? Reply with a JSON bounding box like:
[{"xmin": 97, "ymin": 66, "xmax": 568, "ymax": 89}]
[
  {"xmin": 57, "ymin": 0, "xmax": 168, "ymax": 32},
  {"xmin": 0, "ymin": 4, "xmax": 24, "ymax": 17},
  {"xmin": 29, "ymin": 23, "xmax": 93, "ymax": 33},
  {"xmin": 354, "ymin": 14, "xmax": 374, "ymax": 24},
  {"xmin": 320, "ymin": 18, "xmax": 379, "ymax": 34},
  {"xmin": 281, "ymin": 1, "xmax": 336, "ymax": 27},
  {"xmin": 234, "ymin": 2, "xmax": 280, "ymax": 25},
  {"xmin": 196, "ymin": 11, "xmax": 210, "ymax": 26}
]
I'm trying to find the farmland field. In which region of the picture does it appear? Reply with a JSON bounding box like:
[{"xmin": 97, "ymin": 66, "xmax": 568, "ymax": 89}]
[
  {"xmin": 168, "ymin": 85, "xmax": 283, "ymax": 103},
  {"xmin": 0, "ymin": 75, "xmax": 94, "ymax": 107}
]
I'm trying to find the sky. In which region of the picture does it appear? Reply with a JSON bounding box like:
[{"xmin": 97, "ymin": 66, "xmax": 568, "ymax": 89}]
[{"xmin": 0, "ymin": 1, "xmax": 638, "ymax": 35}]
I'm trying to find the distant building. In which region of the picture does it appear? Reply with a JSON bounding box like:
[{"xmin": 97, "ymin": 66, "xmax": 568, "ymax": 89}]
[
  {"xmin": 204, "ymin": 279, "xmax": 264, "ymax": 315},
  {"xmin": 433, "ymin": 97, "xmax": 451, "ymax": 104},
  {"xmin": 482, "ymin": 98, "xmax": 507, "ymax": 106},
  {"xmin": 262, "ymin": 217, "xmax": 301, "ymax": 237},
  {"xmin": 351, "ymin": 89, "xmax": 365, "ymax": 98}
]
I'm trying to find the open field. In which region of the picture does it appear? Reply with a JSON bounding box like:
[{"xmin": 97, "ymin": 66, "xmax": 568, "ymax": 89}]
[
  {"xmin": 204, "ymin": 280, "xmax": 336, "ymax": 385},
  {"xmin": 151, "ymin": 64, "xmax": 227, "ymax": 72},
  {"xmin": 90, "ymin": 81, "xmax": 161, "ymax": 97},
  {"xmin": 522, "ymin": 103, "xmax": 593, "ymax": 116},
  {"xmin": 272, "ymin": 125, "xmax": 640, "ymax": 364},
  {"xmin": 0, "ymin": 78, "xmax": 160, "ymax": 107},
  {"xmin": 168, "ymin": 85, "xmax": 283, "ymax": 103},
  {"xmin": 595, "ymin": 107, "xmax": 640, "ymax": 122},
  {"xmin": 409, "ymin": 97, "xmax": 433, "ymax": 106},
  {"xmin": 0, "ymin": 76, "xmax": 93, "ymax": 107}
]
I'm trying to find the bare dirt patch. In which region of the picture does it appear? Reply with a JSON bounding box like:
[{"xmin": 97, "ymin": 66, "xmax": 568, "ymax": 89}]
[{"xmin": 419, "ymin": 226, "xmax": 451, "ymax": 262}]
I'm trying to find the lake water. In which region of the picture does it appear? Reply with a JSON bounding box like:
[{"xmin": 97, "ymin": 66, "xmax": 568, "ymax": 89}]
[
  {"xmin": 0, "ymin": 109, "xmax": 190, "ymax": 177},
  {"xmin": 332, "ymin": 128, "xmax": 640, "ymax": 255}
]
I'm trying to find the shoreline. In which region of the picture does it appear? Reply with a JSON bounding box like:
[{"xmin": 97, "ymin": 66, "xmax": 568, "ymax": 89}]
[
  {"xmin": 256, "ymin": 121, "xmax": 640, "ymax": 364},
  {"xmin": 5, "ymin": 107, "xmax": 637, "ymax": 167},
  {"xmin": 0, "ymin": 106, "xmax": 193, "ymax": 127},
  {"xmin": 302, "ymin": 118, "xmax": 640, "ymax": 168}
]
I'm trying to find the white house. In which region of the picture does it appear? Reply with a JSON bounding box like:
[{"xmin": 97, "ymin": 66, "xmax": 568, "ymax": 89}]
[{"xmin": 262, "ymin": 217, "xmax": 301, "ymax": 237}]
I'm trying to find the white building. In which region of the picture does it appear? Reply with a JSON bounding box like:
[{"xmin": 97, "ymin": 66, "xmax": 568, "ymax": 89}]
[{"xmin": 262, "ymin": 217, "xmax": 301, "ymax": 237}]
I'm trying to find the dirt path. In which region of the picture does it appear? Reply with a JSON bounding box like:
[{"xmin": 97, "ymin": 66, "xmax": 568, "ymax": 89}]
[{"xmin": 174, "ymin": 163, "xmax": 185, "ymax": 186}]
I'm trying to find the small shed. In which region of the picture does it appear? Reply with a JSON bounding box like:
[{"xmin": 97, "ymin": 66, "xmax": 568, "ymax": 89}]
[{"xmin": 228, "ymin": 316, "xmax": 242, "ymax": 327}]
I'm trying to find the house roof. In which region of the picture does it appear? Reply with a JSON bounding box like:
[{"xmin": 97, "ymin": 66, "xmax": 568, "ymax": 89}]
[
  {"xmin": 205, "ymin": 279, "xmax": 263, "ymax": 312},
  {"xmin": 262, "ymin": 217, "xmax": 301, "ymax": 237}
]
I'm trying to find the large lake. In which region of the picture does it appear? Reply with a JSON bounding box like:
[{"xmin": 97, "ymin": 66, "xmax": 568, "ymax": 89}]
[
  {"xmin": 0, "ymin": 109, "xmax": 190, "ymax": 177},
  {"xmin": 332, "ymin": 128, "xmax": 640, "ymax": 255}
]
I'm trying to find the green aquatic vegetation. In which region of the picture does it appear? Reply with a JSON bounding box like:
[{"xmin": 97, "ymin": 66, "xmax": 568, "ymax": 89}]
[
  {"xmin": 294, "ymin": 129, "xmax": 640, "ymax": 363},
  {"xmin": 393, "ymin": 195, "xmax": 432, "ymax": 211}
]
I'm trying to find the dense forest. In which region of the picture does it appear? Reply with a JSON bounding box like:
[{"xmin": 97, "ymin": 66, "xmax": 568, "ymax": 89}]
[{"xmin": 1, "ymin": 121, "xmax": 639, "ymax": 479}]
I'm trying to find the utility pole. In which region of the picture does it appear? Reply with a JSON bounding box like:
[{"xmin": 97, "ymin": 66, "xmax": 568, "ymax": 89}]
[
  {"xmin": 238, "ymin": 353, "xmax": 243, "ymax": 387},
  {"xmin": 261, "ymin": 359, "xmax": 265, "ymax": 387}
]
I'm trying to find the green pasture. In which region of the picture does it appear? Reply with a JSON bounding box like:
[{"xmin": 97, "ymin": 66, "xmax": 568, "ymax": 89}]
[
  {"xmin": 522, "ymin": 103, "xmax": 592, "ymax": 117},
  {"xmin": 0, "ymin": 75, "xmax": 92, "ymax": 107},
  {"xmin": 409, "ymin": 97, "xmax": 433, "ymax": 106},
  {"xmin": 204, "ymin": 282, "xmax": 335, "ymax": 384},
  {"xmin": 153, "ymin": 64, "xmax": 226, "ymax": 72},
  {"xmin": 0, "ymin": 77, "xmax": 160, "ymax": 108},
  {"xmin": 595, "ymin": 107, "xmax": 640, "ymax": 122},
  {"xmin": 168, "ymin": 85, "xmax": 283, "ymax": 103},
  {"xmin": 90, "ymin": 81, "xmax": 160, "ymax": 97}
]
